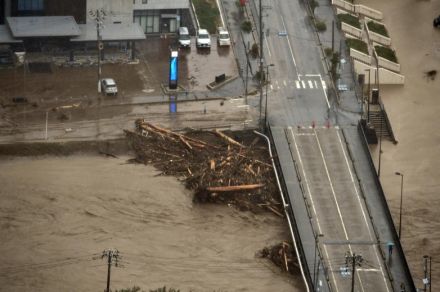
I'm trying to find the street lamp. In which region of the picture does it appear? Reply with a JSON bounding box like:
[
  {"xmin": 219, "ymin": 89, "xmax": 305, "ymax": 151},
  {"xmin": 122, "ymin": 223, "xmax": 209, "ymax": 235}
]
[
  {"xmin": 364, "ymin": 69, "xmax": 371, "ymax": 123},
  {"xmin": 395, "ymin": 172, "xmax": 404, "ymax": 239},
  {"xmin": 264, "ymin": 64, "xmax": 275, "ymax": 127},
  {"xmin": 313, "ymin": 233, "xmax": 324, "ymax": 290}
]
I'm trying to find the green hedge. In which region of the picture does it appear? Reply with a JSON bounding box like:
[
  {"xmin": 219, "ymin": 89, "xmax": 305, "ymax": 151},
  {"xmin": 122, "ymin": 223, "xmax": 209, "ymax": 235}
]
[
  {"xmin": 375, "ymin": 45, "xmax": 398, "ymax": 63},
  {"xmin": 193, "ymin": 0, "xmax": 220, "ymax": 34},
  {"xmin": 337, "ymin": 13, "xmax": 361, "ymax": 29},
  {"xmin": 367, "ymin": 21, "xmax": 389, "ymax": 37},
  {"xmin": 346, "ymin": 38, "xmax": 369, "ymax": 54}
]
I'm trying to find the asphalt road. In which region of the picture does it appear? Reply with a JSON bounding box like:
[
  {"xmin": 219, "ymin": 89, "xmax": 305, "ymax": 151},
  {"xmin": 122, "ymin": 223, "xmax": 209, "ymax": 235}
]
[
  {"xmin": 248, "ymin": 0, "xmax": 394, "ymax": 290},
  {"xmin": 287, "ymin": 126, "xmax": 391, "ymax": 292}
]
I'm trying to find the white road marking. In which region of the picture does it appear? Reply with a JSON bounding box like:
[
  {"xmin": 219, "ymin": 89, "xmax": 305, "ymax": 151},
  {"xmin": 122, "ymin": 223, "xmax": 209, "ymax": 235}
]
[
  {"xmin": 308, "ymin": 80, "xmax": 313, "ymax": 88},
  {"xmin": 305, "ymin": 74, "xmax": 321, "ymax": 77},
  {"xmin": 216, "ymin": 0, "xmax": 225, "ymax": 27},
  {"xmin": 280, "ymin": 15, "xmax": 298, "ymax": 77},
  {"xmin": 288, "ymin": 127, "xmax": 340, "ymax": 292},
  {"xmin": 335, "ymin": 131, "xmax": 391, "ymax": 292},
  {"xmin": 314, "ymin": 80, "xmax": 318, "ymax": 88},
  {"xmin": 318, "ymin": 75, "xmax": 330, "ymax": 108},
  {"xmin": 322, "ymin": 80, "xmax": 327, "ymax": 89},
  {"xmin": 270, "ymin": 84, "xmax": 274, "ymax": 90},
  {"xmin": 264, "ymin": 35, "xmax": 272, "ymax": 58},
  {"xmin": 301, "ymin": 80, "xmax": 306, "ymax": 88},
  {"xmin": 295, "ymin": 80, "xmax": 300, "ymax": 89},
  {"xmin": 283, "ymin": 80, "xmax": 287, "ymax": 86}
]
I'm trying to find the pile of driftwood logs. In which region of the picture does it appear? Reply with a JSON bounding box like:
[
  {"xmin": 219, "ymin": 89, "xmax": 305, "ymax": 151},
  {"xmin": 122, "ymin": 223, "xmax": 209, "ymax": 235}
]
[
  {"xmin": 124, "ymin": 120, "xmax": 282, "ymax": 215},
  {"xmin": 258, "ymin": 242, "xmax": 299, "ymax": 274}
]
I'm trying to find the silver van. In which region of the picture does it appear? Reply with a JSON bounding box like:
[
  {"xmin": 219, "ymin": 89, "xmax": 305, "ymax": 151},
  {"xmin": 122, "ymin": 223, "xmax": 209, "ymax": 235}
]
[{"xmin": 178, "ymin": 27, "xmax": 191, "ymax": 48}]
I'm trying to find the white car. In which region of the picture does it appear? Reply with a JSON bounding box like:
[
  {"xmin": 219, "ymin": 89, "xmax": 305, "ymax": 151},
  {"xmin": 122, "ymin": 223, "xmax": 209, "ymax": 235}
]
[
  {"xmin": 196, "ymin": 29, "xmax": 211, "ymax": 48},
  {"xmin": 101, "ymin": 78, "xmax": 118, "ymax": 96},
  {"xmin": 217, "ymin": 27, "xmax": 231, "ymax": 47}
]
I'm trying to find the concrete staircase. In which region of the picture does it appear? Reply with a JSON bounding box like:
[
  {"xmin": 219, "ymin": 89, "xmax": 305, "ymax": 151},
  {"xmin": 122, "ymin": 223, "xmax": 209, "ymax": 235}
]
[{"xmin": 368, "ymin": 108, "xmax": 391, "ymax": 140}]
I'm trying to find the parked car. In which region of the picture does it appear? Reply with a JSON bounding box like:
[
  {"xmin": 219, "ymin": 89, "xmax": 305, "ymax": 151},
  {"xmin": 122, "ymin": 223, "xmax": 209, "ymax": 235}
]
[
  {"xmin": 217, "ymin": 27, "xmax": 231, "ymax": 47},
  {"xmin": 196, "ymin": 29, "xmax": 211, "ymax": 49},
  {"xmin": 178, "ymin": 26, "xmax": 191, "ymax": 48},
  {"xmin": 434, "ymin": 15, "xmax": 440, "ymax": 28},
  {"xmin": 101, "ymin": 78, "xmax": 118, "ymax": 96}
]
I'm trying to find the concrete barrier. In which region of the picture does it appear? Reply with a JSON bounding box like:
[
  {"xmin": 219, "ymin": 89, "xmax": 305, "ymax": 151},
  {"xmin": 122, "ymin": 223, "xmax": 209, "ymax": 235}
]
[
  {"xmin": 353, "ymin": 60, "xmax": 404, "ymax": 84},
  {"xmin": 354, "ymin": 5, "xmax": 383, "ymax": 21},
  {"xmin": 350, "ymin": 48, "xmax": 371, "ymax": 64},
  {"xmin": 341, "ymin": 22, "xmax": 362, "ymax": 38},
  {"xmin": 332, "ymin": 0, "xmax": 383, "ymax": 20},
  {"xmin": 377, "ymin": 56, "xmax": 400, "ymax": 73},
  {"xmin": 365, "ymin": 18, "xmax": 391, "ymax": 46}
]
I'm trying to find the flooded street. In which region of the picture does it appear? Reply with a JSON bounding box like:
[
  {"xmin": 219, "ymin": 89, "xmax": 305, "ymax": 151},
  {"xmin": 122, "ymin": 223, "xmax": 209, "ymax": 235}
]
[{"xmin": 0, "ymin": 155, "xmax": 304, "ymax": 291}]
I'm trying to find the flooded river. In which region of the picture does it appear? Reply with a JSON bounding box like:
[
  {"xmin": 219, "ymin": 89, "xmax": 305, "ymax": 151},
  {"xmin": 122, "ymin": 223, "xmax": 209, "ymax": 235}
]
[{"xmin": 0, "ymin": 155, "xmax": 304, "ymax": 291}]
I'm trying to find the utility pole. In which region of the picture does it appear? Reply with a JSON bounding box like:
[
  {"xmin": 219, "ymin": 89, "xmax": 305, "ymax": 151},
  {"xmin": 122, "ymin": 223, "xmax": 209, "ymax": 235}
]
[
  {"xmin": 245, "ymin": 41, "xmax": 250, "ymax": 104},
  {"xmin": 89, "ymin": 9, "xmax": 106, "ymax": 93},
  {"xmin": 258, "ymin": 0, "xmax": 264, "ymax": 129},
  {"xmin": 102, "ymin": 248, "xmax": 120, "ymax": 292},
  {"xmin": 345, "ymin": 251, "xmax": 363, "ymax": 292}
]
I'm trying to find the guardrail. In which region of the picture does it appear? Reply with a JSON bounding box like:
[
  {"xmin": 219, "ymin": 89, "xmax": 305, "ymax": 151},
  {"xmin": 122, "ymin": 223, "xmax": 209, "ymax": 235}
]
[{"xmin": 357, "ymin": 121, "xmax": 415, "ymax": 291}]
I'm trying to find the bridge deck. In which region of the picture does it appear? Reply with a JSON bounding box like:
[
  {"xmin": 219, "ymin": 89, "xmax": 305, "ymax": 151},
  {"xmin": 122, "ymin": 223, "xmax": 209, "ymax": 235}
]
[{"xmin": 278, "ymin": 126, "xmax": 392, "ymax": 292}]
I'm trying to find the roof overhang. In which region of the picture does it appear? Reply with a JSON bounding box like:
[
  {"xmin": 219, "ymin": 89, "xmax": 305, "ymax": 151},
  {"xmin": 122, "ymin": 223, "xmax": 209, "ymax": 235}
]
[
  {"xmin": 0, "ymin": 25, "xmax": 23, "ymax": 44},
  {"xmin": 71, "ymin": 23, "xmax": 146, "ymax": 42},
  {"xmin": 6, "ymin": 16, "xmax": 80, "ymax": 38}
]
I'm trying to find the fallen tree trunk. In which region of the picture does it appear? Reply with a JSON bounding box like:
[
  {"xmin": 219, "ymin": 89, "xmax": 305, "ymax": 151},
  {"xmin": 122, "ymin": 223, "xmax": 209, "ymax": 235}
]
[
  {"xmin": 214, "ymin": 129, "xmax": 245, "ymax": 148},
  {"xmin": 206, "ymin": 184, "xmax": 264, "ymax": 192}
]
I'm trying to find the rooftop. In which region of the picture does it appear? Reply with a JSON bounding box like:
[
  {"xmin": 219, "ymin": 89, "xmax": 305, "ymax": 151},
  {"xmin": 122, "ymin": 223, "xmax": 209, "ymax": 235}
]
[{"xmin": 6, "ymin": 16, "xmax": 81, "ymax": 38}]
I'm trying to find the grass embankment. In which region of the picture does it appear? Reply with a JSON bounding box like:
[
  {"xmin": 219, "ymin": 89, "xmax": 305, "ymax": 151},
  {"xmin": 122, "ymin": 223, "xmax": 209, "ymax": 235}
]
[
  {"xmin": 346, "ymin": 38, "xmax": 369, "ymax": 54},
  {"xmin": 375, "ymin": 45, "xmax": 398, "ymax": 63},
  {"xmin": 192, "ymin": 0, "xmax": 221, "ymax": 34},
  {"xmin": 337, "ymin": 13, "xmax": 361, "ymax": 29},
  {"xmin": 367, "ymin": 21, "xmax": 389, "ymax": 37}
]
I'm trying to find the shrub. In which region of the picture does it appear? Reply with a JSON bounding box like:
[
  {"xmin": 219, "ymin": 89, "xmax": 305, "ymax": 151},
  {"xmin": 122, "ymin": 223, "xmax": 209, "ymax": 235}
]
[
  {"xmin": 255, "ymin": 69, "xmax": 266, "ymax": 82},
  {"xmin": 315, "ymin": 20, "xmax": 327, "ymax": 32},
  {"xmin": 193, "ymin": 0, "xmax": 220, "ymax": 34},
  {"xmin": 346, "ymin": 38, "xmax": 369, "ymax": 54},
  {"xmin": 250, "ymin": 43, "xmax": 259, "ymax": 58},
  {"xmin": 375, "ymin": 45, "xmax": 398, "ymax": 63},
  {"xmin": 324, "ymin": 47, "xmax": 333, "ymax": 57},
  {"xmin": 310, "ymin": 0, "xmax": 319, "ymax": 14},
  {"xmin": 367, "ymin": 21, "xmax": 389, "ymax": 37},
  {"xmin": 330, "ymin": 52, "xmax": 340, "ymax": 80},
  {"xmin": 337, "ymin": 13, "xmax": 361, "ymax": 29},
  {"xmin": 241, "ymin": 20, "xmax": 252, "ymax": 33}
]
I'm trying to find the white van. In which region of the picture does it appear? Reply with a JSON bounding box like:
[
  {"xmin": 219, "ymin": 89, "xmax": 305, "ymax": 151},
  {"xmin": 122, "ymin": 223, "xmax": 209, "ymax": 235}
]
[{"xmin": 178, "ymin": 27, "xmax": 191, "ymax": 48}]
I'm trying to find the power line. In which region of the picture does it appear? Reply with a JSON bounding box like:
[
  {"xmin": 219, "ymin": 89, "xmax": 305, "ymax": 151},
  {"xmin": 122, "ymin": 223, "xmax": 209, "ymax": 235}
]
[{"xmin": 101, "ymin": 248, "xmax": 120, "ymax": 292}]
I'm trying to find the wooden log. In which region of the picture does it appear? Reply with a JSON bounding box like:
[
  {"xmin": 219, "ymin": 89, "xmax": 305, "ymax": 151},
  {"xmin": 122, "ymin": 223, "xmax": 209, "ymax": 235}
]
[
  {"xmin": 179, "ymin": 136, "xmax": 193, "ymax": 150},
  {"xmin": 145, "ymin": 123, "xmax": 212, "ymax": 147},
  {"xmin": 214, "ymin": 129, "xmax": 245, "ymax": 148},
  {"xmin": 210, "ymin": 159, "xmax": 216, "ymax": 170},
  {"xmin": 206, "ymin": 184, "xmax": 264, "ymax": 192},
  {"xmin": 266, "ymin": 205, "xmax": 284, "ymax": 218}
]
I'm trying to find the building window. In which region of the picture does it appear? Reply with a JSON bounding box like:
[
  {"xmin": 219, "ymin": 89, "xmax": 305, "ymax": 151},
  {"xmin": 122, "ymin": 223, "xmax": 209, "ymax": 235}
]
[
  {"xmin": 134, "ymin": 10, "xmax": 160, "ymax": 33},
  {"xmin": 18, "ymin": 0, "xmax": 44, "ymax": 11},
  {"xmin": 142, "ymin": 0, "xmax": 148, "ymax": 4}
]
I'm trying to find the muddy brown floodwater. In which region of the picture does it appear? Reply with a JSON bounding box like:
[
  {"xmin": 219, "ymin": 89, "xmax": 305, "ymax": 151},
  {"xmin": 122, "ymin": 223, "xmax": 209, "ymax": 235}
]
[{"xmin": 0, "ymin": 155, "xmax": 305, "ymax": 292}]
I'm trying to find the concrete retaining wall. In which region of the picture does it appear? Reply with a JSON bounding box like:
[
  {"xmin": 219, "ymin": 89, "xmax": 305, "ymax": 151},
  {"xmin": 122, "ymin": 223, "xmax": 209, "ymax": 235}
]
[
  {"xmin": 354, "ymin": 60, "xmax": 404, "ymax": 84},
  {"xmin": 377, "ymin": 55, "xmax": 400, "ymax": 73},
  {"xmin": 350, "ymin": 48, "xmax": 371, "ymax": 64},
  {"xmin": 332, "ymin": 0, "xmax": 383, "ymax": 20},
  {"xmin": 341, "ymin": 22, "xmax": 362, "ymax": 38}
]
